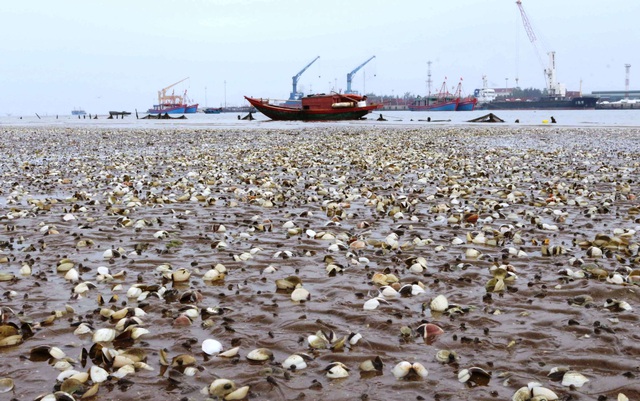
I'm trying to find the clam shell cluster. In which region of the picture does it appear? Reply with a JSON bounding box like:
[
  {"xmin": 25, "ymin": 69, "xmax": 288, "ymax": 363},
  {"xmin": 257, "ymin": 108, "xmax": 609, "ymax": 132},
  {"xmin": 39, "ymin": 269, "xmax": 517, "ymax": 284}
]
[{"xmin": 0, "ymin": 125, "xmax": 638, "ymax": 400}]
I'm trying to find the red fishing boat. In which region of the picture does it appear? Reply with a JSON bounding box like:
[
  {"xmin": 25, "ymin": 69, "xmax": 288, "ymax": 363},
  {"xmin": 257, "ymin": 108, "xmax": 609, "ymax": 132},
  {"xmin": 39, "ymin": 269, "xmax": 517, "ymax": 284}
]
[
  {"xmin": 453, "ymin": 79, "xmax": 478, "ymax": 111},
  {"xmin": 244, "ymin": 93, "xmax": 381, "ymax": 121}
]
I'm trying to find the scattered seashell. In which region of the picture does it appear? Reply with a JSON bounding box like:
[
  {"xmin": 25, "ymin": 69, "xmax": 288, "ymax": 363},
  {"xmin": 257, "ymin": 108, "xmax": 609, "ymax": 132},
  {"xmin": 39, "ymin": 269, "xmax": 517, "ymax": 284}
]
[
  {"xmin": 325, "ymin": 362, "xmax": 349, "ymax": 379},
  {"xmin": 0, "ymin": 377, "xmax": 14, "ymax": 393},
  {"xmin": 430, "ymin": 294, "xmax": 449, "ymax": 312},
  {"xmin": 90, "ymin": 366, "xmax": 109, "ymax": 383},
  {"xmin": 458, "ymin": 366, "xmax": 491, "ymax": 386},
  {"xmin": 209, "ymin": 379, "xmax": 237, "ymax": 397},
  {"xmin": 246, "ymin": 348, "xmax": 273, "ymax": 362},
  {"xmin": 561, "ymin": 370, "xmax": 589, "ymax": 387},
  {"xmin": 291, "ymin": 287, "xmax": 310, "ymax": 302},
  {"xmin": 202, "ymin": 339, "xmax": 224, "ymax": 355},
  {"xmin": 282, "ymin": 354, "xmax": 308, "ymax": 371}
]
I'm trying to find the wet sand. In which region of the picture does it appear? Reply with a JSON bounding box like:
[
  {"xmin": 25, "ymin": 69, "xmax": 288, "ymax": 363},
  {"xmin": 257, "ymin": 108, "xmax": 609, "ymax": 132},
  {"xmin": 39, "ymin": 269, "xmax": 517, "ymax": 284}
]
[{"xmin": 0, "ymin": 125, "xmax": 639, "ymax": 401}]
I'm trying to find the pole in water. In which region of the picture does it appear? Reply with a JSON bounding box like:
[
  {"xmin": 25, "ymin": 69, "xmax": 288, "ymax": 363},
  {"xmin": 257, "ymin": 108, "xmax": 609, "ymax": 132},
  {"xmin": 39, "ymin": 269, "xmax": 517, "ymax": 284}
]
[{"xmin": 36, "ymin": 113, "xmax": 41, "ymax": 119}]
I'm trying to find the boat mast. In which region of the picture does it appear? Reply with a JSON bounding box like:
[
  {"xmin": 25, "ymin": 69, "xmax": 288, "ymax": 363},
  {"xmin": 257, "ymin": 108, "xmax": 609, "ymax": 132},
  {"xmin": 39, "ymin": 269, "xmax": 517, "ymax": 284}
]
[
  {"xmin": 289, "ymin": 56, "xmax": 320, "ymax": 101},
  {"xmin": 346, "ymin": 56, "xmax": 375, "ymax": 94},
  {"xmin": 427, "ymin": 60, "xmax": 432, "ymax": 105}
]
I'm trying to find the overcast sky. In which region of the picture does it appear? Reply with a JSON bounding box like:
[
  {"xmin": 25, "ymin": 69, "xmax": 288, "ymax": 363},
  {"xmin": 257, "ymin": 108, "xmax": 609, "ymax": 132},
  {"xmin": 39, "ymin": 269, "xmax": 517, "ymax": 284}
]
[{"xmin": 1, "ymin": 0, "xmax": 637, "ymax": 115}]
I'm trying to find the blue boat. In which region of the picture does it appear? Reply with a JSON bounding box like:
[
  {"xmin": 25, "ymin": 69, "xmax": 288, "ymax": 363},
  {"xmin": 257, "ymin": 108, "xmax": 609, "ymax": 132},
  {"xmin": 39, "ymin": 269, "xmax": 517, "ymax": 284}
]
[
  {"xmin": 408, "ymin": 80, "xmax": 458, "ymax": 111},
  {"xmin": 71, "ymin": 108, "xmax": 86, "ymax": 116},
  {"xmin": 408, "ymin": 100, "xmax": 457, "ymax": 111},
  {"xmin": 148, "ymin": 104, "xmax": 186, "ymax": 114}
]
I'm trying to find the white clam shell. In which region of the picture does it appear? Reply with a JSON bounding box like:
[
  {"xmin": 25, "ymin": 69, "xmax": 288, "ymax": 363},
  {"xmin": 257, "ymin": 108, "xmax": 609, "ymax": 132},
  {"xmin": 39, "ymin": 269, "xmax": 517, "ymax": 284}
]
[
  {"xmin": 64, "ymin": 268, "xmax": 79, "ymax": 282},
  {"xmin": 224, "ymin": 385, "xmax": 250, "ymax": 400},
  {"xmin": 430, "ymin": 294, "xmax": 449, "ymax": 312},
  {"xmin": 282, "ymin": 354, "xmax": 307, "ymax": 370},
  {"xmin": 531, "ymin": 385, "xmax": 559, "ymax": 399},
  {"xmin": 90, "ymin": 365, "xmax": 109, "ymax": 383},
  {"xmin": 412, "ymin": 362, "xmax": 428, "ymax": 378},
  {"xmin": 93, "ymin": 328, "xmax": 116, "ymax": 343},
  {"xmin": 246, "ymin": 348, "xmax": 273, "ymax": 362},
  {"xmin": 291, "ymin": 287, "xmax": 310, "ymax": 302},
  {"xmin": 202, "ymin": 339, "xmax": 224, "ymax": 355},
  {"xmin": 209, "ymin": 378, "xmax": 236, "ymax": 397},
  {"xmin": 326, "ymin": 362, "xmax": 349, "ymax": 379},
  {"xmin": 218, "ymin": 346, "xmax": 240, "ymax": 358},
  {"xmin": 392, "ymin": 361, "xmax": 412, "ymax": 379},
  {"xmin": 562, "ymin": 371, "xmax": 589, "ymax": 387}
]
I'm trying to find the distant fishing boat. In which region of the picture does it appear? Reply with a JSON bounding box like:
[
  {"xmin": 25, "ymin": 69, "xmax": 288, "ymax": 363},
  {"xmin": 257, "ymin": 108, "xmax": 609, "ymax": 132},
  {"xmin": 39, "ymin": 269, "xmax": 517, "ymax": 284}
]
[
  {"xmin": 202, "ymin": 107, "xmax": 222, "ymax": 114},
  {"xmin": 203, "ymin": 107, "xmax": 223, "ymax": 114},
  {"xmin": 453, "ymin": 79, "xmax": 477, "ymax": 111},
  {"xmin": 148, "ymin": 77, "xmax": 198, "ymax": 114},
  {"xmin": 408, "ymin": 80, "xmax": 458, "ymax": 111},
  {"xmin": 245, "ymin": 93, "xmax": 380, "ymax": 121},
  {"xmin": 71, "ymin": 108, "xmax": 86, "ymax": 116}
]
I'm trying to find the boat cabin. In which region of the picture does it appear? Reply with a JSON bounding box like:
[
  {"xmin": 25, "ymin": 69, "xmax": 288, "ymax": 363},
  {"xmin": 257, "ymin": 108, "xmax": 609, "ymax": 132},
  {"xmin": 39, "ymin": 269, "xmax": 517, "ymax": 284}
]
[{"xmin": 301, "ymin": 93, "xmax": 367, "ymax": 110}]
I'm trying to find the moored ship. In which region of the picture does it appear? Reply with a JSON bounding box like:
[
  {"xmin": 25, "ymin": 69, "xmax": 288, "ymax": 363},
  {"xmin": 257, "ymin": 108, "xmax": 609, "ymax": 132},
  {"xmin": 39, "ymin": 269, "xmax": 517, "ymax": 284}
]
[
  {"xmin": 482, "ymin": 96, "xmax": 598, "ymax": 110},
  {"xmin": 245, "ymin": 93, "xmax": 380, "ymax": 121},
  {"xmin": 148, "ymin": 77, "xmax": 198, "ymax": 114}
]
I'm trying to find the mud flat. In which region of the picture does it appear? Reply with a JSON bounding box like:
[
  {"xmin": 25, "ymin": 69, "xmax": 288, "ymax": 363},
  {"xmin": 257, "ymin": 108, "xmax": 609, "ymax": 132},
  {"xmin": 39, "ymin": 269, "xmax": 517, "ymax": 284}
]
[{"xmin": 0, "ymin": 125, "xmax": 639, "ymax": 401}]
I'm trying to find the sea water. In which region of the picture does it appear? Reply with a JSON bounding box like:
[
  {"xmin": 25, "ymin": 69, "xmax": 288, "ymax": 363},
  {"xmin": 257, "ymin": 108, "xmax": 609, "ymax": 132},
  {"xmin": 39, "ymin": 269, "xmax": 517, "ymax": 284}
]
[{"xmin": 0, "ymin": 108, "xmax": 638, "ymax": 129}]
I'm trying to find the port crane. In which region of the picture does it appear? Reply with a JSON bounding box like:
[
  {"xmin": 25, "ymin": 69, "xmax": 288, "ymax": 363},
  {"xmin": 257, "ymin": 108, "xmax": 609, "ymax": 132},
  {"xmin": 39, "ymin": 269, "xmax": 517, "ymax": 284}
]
[
  {"xmin": 346, "ymin": 55, "xmax": 375, "ymax": 94},
  {"xmin": 157, "ymin": 77, "xmax": 190, "ymax": 105},
  {"xmin": 289, "ymin": 56, "xmax": 320, "ymax": 101},
  {"xmin": 516, "ymin": 0, "xmax": 565, "ymax": 96}
]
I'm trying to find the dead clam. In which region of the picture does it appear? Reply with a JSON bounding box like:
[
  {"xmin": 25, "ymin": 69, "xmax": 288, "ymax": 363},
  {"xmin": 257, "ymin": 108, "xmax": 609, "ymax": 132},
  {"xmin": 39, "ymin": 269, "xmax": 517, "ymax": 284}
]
[
  {"xmin": 458, "ymin": 366, "xmax": 491, "ymax": 386},
  {"xmin": 363, "ymin": 296, "xmax": 389, "ymax": 310},
  {"xmin": 391, "ymin": 361, "xmax": 428, "ymax": 380},
  {"xmin": 416, "ymin": 322, "xmax": 445, "ymax": 340},
  {"xmin": 33, "ymin": 391, "xmax": 76, "ymax": 401},
  {"xmin": 325, "ymin": 361, "xmax": 350, "ymax": 379},
  {"xmin": 429, "ymin": 294, "xmax": 449, "ymax": 313},
  {"xmin": 246, "ymin": 348, "xmax": 274, "ymax": 362},
  {"xmin": 275, "ymin": 275, "xmax": 302, "ymax": 290},
  {"xmin": 0, "ymin": 377, "xmax": 14, "ymax": 393},
  {"xmin": 435, "ymin": 349, "xmax": 459, "ymax": 364},
  {"xmin": 560, "ymin": 370, "xmax": 590, "ymax": 387},
  {"xmin": 511, "ymin": 381, "xmax": 559, "ymax": 401},
  {"xmin": 282, "ymin": 353, "xmax": 312, "ymax": 371},
  {"xmin": 359, "ymin": 356, "xmax": 384, "ymax": 374},
  {"xmin": 291, "ymin": 286, "xmax": 311, "ymax": 302},
  {"xmin": 604, "ymin": 298, "xmax": 633, "ymax": 312},
  {"xmin": 202, "ymin": 338, "xmax": 224, "ymax": 355}
]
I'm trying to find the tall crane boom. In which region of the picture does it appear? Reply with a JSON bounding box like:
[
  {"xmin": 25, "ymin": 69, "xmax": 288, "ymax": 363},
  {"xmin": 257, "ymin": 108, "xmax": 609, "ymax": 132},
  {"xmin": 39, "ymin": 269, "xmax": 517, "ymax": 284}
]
[
  {"xmin": 515, "ymin": 1, "xmax": 565, "ymax": 96},
  {"xmin": 346, "ymin": 56, "xmax": 375, "ymax": 94},
  {"xmin": 516, "ymin": 0, "xmax": 536, "ymax": 43},
  {"xmin": 158, "ymin": 77, "xmax": 190, "ymax": 105},
  {"xmin": 289, "ymin": 56, "xmax": 320, "ymax": 101}
]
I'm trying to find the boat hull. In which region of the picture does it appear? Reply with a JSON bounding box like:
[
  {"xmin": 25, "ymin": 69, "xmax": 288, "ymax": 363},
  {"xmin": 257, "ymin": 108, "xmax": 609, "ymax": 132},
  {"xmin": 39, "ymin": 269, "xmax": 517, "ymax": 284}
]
[
  {"xmin": 148, "ymin": 104, "xmax": 197, "ymax": 114},
  {"xmin": 482, "ymin": 97, "xmax": 598, "ymax": 110},
  {"xmin": 245, "ymin": 96, "xmax": 380, "ymax": 121},
  {"xmin": 408, "ymin": 101, "xmax": 457, "ymax": 111},
  {"xmin": 456, "ymin": 99, "xmax": 477, "ymax": 111},
  {"xmin": 148, "ymin": 105, "xmax": 185, "ymax": 114}
]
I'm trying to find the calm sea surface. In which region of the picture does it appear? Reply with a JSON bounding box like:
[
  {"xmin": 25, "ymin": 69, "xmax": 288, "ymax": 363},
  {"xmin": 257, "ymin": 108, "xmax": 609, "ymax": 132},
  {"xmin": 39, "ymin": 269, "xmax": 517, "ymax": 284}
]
[{"xmin": 1, "ymin": 109, "xmax": 638, "ymax": 129}]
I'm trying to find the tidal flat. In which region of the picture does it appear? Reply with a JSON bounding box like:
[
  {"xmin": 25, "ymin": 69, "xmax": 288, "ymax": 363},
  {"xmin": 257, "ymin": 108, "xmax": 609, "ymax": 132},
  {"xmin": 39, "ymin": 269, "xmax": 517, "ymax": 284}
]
[{"xmin": 0, "ymin": 125, "xmax": 638, "ymax": 401}]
